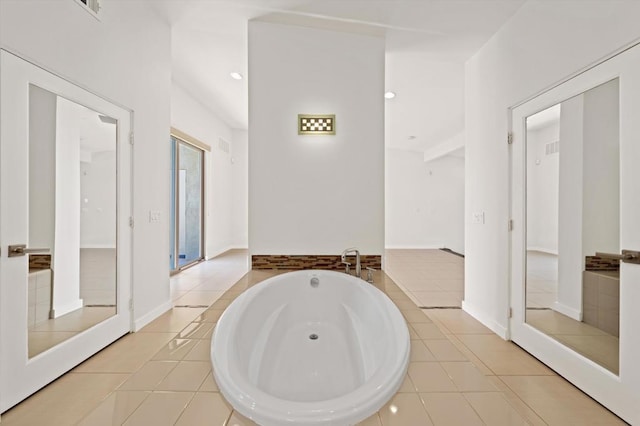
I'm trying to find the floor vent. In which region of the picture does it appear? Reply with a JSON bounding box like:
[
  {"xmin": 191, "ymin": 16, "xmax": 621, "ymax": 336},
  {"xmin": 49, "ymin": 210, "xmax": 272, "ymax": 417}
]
[
  {"xmin": 174, "ymin": 304, "xmax": 210, "ymax": 309},
  {"xmin": 85, "ymin": 304, "xmax": 116, "ymax": 308},
  {"xmin": 439, "ymin": 248, "xmax": 465, "ymax": 258},
  {"xmin": 419, "ymin": 306, "xmax": 462, "ymax": 310}
]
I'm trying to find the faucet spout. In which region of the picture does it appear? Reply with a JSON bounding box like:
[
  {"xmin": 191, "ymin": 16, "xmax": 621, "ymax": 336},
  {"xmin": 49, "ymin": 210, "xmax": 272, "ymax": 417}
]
[{"xmin": 341, "ymin": 247, "xmax": 361, "ymax": 278}]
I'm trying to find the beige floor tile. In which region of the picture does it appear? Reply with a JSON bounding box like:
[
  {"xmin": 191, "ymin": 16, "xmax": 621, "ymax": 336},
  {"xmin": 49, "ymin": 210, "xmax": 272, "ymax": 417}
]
[
  {"xmin": 177, "ymin": 321, "xmax": 215, "ymax": 339},
  {"xmin": 408, "ymin": 362, "xmax": 457, "ymax": 392},
  {"xmin": 118, "ymin": 360, "xmax": 178, "ymax": 391},
  {"xmin": 486, "ymin": 377, "xmax": 547, "ymax": 426},
  {"xmin": 401, "ymin": 281, "xmax": 445, "ymax": 292},
  {"xmin": 173, "ymin": 291, "xmax": 225, "ymax": 307},
  {"xmin": 403, "ymin": 309, "xmax": 433, "ymax": 323},
  {"xmin": 139, "ymin": 307, "xmax": 207, "ymax": 333},
  {"xmin": 193, "ymin": 280, "xmax": 239, "ymax": 292},
  {"xmin": 552, "ymin": 334, "xmax": 619, "ymax": 374},
  {"xmin": 226, "ymin": 411, "xmax": 258, "ymax": 425},
  {"xmin": 28, "ymin": 331, "xmax": 78, "ymax": 358},
  {"xmin": 1, "ymin": 373, "xmax": 128, "ymax": 425},
  {"xmin": 407, "ymin": 324, "xmax": 420, "ymax": 339},
  {"xmin": 378, "ymin": 393, "xmax": 434, "ymax": 426},
  {"xmin": 420, "ymin": 393, "xmax": 483, "ymax": 425},
  {"xmin": 184, "ymin": 339, "xmax": 212, "ymax": 361},
  {"xmin": 423, "ymin": 339, "xmax": 468, "ymax": 361},
  {"xmin": 412, "ymin": 292, "xmax": 462, "ymax": 308},
  {"xmin": 152, "ymin": 338, "xmax": 199, "ymax": 361},
  {"xmin": 396, "ymin": 374, "xmax": 417, "ymax": 392},
  {"xmin": 174, "ymin": 392, "xmax": 231, "ymax": 425},
  {"xmin": 457, "ymin": 334, "xmax": 555, "ymax": 376},
  {"xmin": 210, "ymin": 298, "xmax": 232, "ymax": 310},
  {"xmin": 424, "ymin": 309, "xmax": 493, "ymax": 334},
  {"xmin": 77, "ymin": 390, "xmax": 150, "ymax": 426},
  {"xmin": 199, "ymin": 372, "xmax": 219, "ymax": 392},
  {"xmin": 194, "ymin": 309, "xmax": 225, "ymax": 323},
  {"xmin": 74, "ymin": 332, "xmax": 175, "ymax": 373},
  {"xmin": 440, "ymin": 362, "xmax": 498, "ymax": 391},
  {"xmin": 410, "ymin": 339, "xmax": 437, "ymax": 362},
  {"xmin": 156, "ymin": 361, "xmax": 211, "ymax": 391},
  {"xmin": 463, "ymin": 392, "xmax": 529, "ymax": 426},
  {"xmin": 411, "ymin": 322, "xmax": 447, "ymax": 340},
  {"xmin": 500, "ymin": 375, "xmax": 626, "ymax": 425},
  {"xmin": 445, "ymin": 335, "xmax": 494, "ymax": 375},
  {"xmin": 123, "ymin": 391, "xmax": 194, "ymax": 426},
  {"xmin": 171, "ymin": 290, "xmax": 188, "ymax": 302},
  {"xmin": 357, "ymin": 412, "xmax": 382, "ymax": 425},
  {"xmin": 394, "ymin": 299, "xmax": 419, "ymax": 310}
]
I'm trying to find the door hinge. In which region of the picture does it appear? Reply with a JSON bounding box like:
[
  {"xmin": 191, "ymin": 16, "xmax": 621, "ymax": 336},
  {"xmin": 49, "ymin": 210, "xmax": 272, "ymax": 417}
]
[
  {"xmin": 129, "ymin": 299, "xmax": 134, "ymax": 311},
  {"xmin": 508, "ymin": 307, "xmax": 513, "ymax": 318},
  {"xmin": 508, "ymin": 219, "xmax": 513, "ymax": 231},
  {"xmin": 129, "ymin": 132, "xmax": 134, "ymax": 145},
  {"xmin": 129, "ymin": 217, "xmax": 134, "ymax": 228},
  {"xmin": 507, "ymin": 132, "xmax": 513, "ymax": 144}
]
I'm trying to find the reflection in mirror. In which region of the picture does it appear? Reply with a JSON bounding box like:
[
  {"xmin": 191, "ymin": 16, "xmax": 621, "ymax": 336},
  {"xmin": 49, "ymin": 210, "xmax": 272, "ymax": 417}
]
[
  {"xmin": 28, "ymin": 84, "xmax": 117, "ymax": 358},
  {"xmin": 525, "ymin": 78, "xmax": 620, "ymax": 374}
]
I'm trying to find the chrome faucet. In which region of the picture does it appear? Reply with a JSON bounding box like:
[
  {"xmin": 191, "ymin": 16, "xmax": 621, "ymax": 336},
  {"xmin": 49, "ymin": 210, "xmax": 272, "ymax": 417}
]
[{"xmin": 341, "ymin": 247, "xmax": 361, "ymax": 278}]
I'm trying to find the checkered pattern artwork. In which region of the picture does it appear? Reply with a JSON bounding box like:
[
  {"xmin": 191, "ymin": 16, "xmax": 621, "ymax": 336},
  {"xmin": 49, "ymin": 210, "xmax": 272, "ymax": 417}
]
[{"xmin": 298, "ymin": 114, "xmax": 336, "ymax": 135}]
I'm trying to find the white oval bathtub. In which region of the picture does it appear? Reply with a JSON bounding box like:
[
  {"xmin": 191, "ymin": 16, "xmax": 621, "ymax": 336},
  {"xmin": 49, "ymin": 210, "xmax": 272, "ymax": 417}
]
[{"xmin": 211, "ymin": 270, "xmax": 410, "ymax": 426}]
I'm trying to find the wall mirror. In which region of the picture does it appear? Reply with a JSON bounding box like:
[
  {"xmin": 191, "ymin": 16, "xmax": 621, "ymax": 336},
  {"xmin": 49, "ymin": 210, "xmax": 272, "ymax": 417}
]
[
  {"xmin": 1, "ymin": 49, "xmax": 132, "ymax": 411},
  {"xmin": 27, "ymin": 84, "xmax": 118, "ymax": 357},
  {"xmin": 524, "ymin": 78, "xmax": 620, "ymax": 374}
]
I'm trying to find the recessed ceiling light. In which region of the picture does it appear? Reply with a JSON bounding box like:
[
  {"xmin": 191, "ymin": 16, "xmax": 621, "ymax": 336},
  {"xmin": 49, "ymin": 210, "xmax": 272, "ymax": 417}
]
[
  {"xmin": 384, "ymin": 91, "xmax": 396, "ymax": 99},
  {"xmin": 230, "ymin": 72, "xmax": 243, "ymax": 80}
]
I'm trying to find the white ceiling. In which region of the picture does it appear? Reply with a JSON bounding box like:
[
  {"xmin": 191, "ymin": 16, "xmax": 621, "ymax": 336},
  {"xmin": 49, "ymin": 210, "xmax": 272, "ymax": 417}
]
[{"xmin": 155, "ymin": 0, "xmax": 526, "ymax": 153}]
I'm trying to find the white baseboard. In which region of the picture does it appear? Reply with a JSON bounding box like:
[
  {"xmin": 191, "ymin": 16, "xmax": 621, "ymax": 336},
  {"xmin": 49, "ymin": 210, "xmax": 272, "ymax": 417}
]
[
  {"xmin": 53, "ymin": 298, "xmax": 84, "ymax": 318},
  {"xmin": 205, "ymin": 246, "xmax": 247, "ymax": 260},
  {"xmin": 133, "ymin": 300, "xmax": 172, "ymax": 332},
  {"xmin": 462, "ymin": 300, "xmax": 509, "ymax": 339},
  {"xmin": 552, "ymin": 301, "xmax": 582, "ymax": 321},
  {"xmin": 526, "ymin": 247, "xmax": 558, "ymax": 255}
]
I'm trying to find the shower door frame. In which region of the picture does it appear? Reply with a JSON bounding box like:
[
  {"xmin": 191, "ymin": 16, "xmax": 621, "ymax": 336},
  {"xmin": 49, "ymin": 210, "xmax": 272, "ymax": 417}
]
[{"xmin": 170, "ymin": 131, "xmax": 206, "ymax": 273}]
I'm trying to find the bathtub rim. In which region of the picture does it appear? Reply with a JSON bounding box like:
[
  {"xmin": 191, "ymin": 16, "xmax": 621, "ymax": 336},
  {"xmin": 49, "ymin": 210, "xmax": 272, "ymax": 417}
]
[{"xmin": 211, "ymin": 269, "xmax": 410, "ymax": 425}]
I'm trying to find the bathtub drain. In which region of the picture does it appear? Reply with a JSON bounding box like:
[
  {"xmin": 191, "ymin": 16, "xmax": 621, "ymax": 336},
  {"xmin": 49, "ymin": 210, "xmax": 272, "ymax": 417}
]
[{"xmin": 309, "ymin": 334, "xmax": 319, "ymax": 340}]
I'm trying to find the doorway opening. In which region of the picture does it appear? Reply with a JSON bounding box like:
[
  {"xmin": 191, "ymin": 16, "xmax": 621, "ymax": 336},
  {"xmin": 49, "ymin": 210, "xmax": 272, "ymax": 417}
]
[{"xmin": 170, "ymin": 135, "xmax": 205, "ymax": 272}]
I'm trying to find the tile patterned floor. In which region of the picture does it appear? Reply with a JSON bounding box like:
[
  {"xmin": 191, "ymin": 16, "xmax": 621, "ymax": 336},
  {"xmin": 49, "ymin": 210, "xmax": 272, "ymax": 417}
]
[{"xmin": 1, "ymin": 249, "xmax": 626, "ymax": 425}]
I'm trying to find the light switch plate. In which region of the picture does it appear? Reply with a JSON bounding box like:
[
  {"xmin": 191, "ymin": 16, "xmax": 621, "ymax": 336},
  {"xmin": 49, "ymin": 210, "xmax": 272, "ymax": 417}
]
[{"xmin": 472, "ymin": 211, "xmax": 485, "ymax": 224}]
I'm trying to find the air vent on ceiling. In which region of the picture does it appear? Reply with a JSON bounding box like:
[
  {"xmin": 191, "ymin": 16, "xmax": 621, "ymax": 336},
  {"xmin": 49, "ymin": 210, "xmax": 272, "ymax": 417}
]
[
  {"xmin": 74, "ymin": 0, "xmax": 102, "ymax": 20},
  {"xmin": 545, "ymin": 140, "xmax": 559, "ymax": 155}
]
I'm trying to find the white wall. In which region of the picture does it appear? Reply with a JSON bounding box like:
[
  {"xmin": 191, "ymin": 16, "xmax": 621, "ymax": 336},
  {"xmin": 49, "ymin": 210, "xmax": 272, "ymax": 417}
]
[
  {"xmin": 464, "ymin": 0, "xmax": 640, "ymax": 336},
  {"xmin": 248, "ymin": 21, "xmax": 385, "ymax": 256},
  {"xmin": 81, "ymin": 151, "xmax": 117, "ymax": 249},
  {"xmin": 582, "ymin": 78, "xmax": 620, "ymax": 257},
  {"xmin": 28, "ymin": 85, "xmax": 56, "ymax": 251},
  {"xmin": 386, "ymin": 149, "xmax": 465, "ymax": 253},
  {"xmin": 557, "ymin": 95, "xmax": 584, "ymax": 319},
  {"xmin": 0, "ymin": 0, "xmax": 173, "ymax": 328},
  {"xmin": 231, "ymin": 129, "xmax": 248, "ymax": 248},
  {"xmin": 170, "ymin": 83, "xmax": 246, "ymax": 258},
  {"xmin": 526, "ymin": 121, "xmax": 559, "ymax": 254},
  {"xmin": 53, "ymin": 97, "xmax": 83, "ymax": 317}
]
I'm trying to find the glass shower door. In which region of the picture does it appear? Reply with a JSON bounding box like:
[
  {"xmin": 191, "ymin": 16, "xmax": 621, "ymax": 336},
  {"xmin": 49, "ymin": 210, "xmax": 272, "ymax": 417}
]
[{"xmin": 170, "ymin": 136, "xmax": 204, "ymax": 271}]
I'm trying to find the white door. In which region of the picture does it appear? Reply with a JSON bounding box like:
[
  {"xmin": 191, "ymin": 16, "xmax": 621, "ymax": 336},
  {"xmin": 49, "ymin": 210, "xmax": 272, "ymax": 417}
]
[
  {"xmin": 510, "ymin": 42, "xmax": 640, "ymax": 424},
  {"xmin": 0, "ymin": 50, "xmax": 132, "ymax": 412}
]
